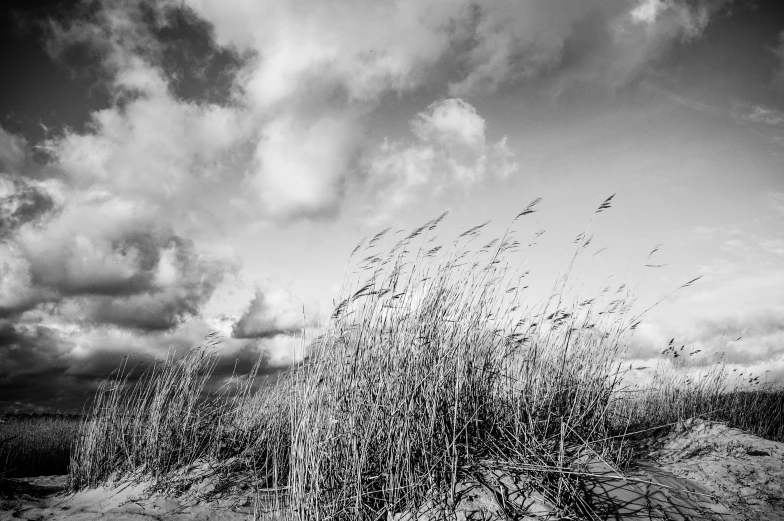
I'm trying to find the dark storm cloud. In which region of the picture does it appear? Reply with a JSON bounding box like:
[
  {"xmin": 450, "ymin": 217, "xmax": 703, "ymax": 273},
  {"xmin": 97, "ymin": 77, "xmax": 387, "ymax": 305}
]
[
  {"xmin": 0, "ymin": 317, "xmax": 210, "ymax": 411},
  {"xmin": 22, "ymin": 225, "xmax": 229, "ymax": 331},
  {"xmin": 0, "ymin": 320, "xmax": 80, "ymax": 410},
  {"xmin": 0, "ymin": 321, "xmax": 66, "ymax": 376},
  {"xmin": 0, "ymin": 125, "xmax": 234, "ymax": 331},
  {"xmin": 0, "ymin": 117, "xmax": 238, "ymax": 412},
  {"xmin": 62, "ymin": 348, "xmax": 158, "ymax": 382},
  {"xmin": 43, "ymin": 0, "xmax": 243, "ymax": 105},
  {"xmin": 74, "ymin": 240, "xmax": 228, "ymax": 331},
  {"xmin": 0, "ymin": 0, "xmax": 110, "ymax": 143},
  {"xmin": 32, "ymin": 228, "xmax": 168, "ymax": 295},
  {"xmin": 0, "ymin": 311, "xmax": 285, "ymax": 412},
  {"xmin": 150, "ymin": 6, "xmax": 244, "ymax": 105},
  {"xmin": 209, "ymin": 341, "xmax": 283, "ymax": 379}
]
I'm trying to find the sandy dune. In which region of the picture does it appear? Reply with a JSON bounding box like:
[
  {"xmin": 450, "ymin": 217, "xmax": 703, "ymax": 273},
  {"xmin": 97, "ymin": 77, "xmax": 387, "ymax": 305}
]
[
  {"xmin": 0, "ymin": 475, "xmax": 270, "ymax": 521},
  {"xmin": 2, "ymin": 419, "xmax": 782, "ymax": 520},
  {"xmin": 644, "ymin": 418, "xmax": 784, "ymax": 520}
]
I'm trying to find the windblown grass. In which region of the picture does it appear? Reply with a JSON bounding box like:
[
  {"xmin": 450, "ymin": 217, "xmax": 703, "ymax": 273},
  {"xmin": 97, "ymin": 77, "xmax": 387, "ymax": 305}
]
[
  {"xmin": 287, "ymin": 199, "xmax": 638, "ymax": 518},
  {"xmin": 68, "ymin": 196, "xmax": 784, "ymax": 519},
  {"xmin": 614, "ymin": 358, "xmax": 784, "ymax": 444},
  {"xmin": 69, "ymin": 333, "xmax": 291, "ymax": 491},
  {"xmin": 713, "ymin": 387, "xmax": 784, "ymax": 441}
]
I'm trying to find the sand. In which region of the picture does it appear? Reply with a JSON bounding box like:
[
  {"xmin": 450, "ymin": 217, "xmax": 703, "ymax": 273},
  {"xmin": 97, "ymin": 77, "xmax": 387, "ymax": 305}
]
[
  {"xmin": 644, "ymin": 418, "xmax": 784, "ymax": 520},
  {"xmin": 2, "ymin": 419, "xmax": 782, "ymax": 520},
  {"xmin": 0, "ymin": 475, "xmax": 269, "ymax": 521}
]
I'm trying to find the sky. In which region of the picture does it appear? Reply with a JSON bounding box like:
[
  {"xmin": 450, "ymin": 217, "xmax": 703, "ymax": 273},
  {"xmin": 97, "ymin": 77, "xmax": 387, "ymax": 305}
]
[{"xmin": 1, "ymin": 0, "xmax": 783, "ymax": 411}]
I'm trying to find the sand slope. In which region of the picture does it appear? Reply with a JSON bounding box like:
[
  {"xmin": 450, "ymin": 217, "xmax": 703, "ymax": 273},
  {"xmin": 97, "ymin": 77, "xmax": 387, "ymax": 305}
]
[
  {"xmin": 644, "ymin": 418, "xmax": 784, "ymax": 521},
  {"xmin": 2, "ymin": 419, "xmax": 782, "ymax": 520},
  {"xmin": 0, "ymin": 475, "xmax": 270, "ymax": 521}
]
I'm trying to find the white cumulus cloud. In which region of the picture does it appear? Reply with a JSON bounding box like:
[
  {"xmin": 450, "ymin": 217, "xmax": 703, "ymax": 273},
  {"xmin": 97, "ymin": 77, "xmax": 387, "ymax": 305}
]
[{"xmin": 365, "ymin": 99, "xmax": 517, "ymax": 221}]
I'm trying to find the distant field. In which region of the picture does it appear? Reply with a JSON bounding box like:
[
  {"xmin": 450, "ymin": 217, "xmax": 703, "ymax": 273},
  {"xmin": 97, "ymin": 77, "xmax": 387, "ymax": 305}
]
[{"xmin": 0, "ymin": 413, "xmax": 81, "ymax": 478}]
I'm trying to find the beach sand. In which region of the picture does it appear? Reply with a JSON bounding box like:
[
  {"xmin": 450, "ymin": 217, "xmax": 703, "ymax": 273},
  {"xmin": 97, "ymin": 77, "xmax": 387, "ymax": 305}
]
[{"xmin": 2, "ymin": 419, "xmax": 782, "ymax": 520}]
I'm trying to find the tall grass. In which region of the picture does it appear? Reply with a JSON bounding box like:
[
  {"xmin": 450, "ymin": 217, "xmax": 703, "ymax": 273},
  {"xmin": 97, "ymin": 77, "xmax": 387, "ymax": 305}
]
[
  {"xmin": 614, "ymin": 356, "xmax": 784, "ymax": 443},
  {"xmin": 713, "ymin": 387, "xmax": 784, "ymax": 440},
  {"xmin": 68, "ymin": 196, "xmax": 784, "ymax": 519},
  {"xmin": 0, "ymin": 413, "xmax": 80, "ymax": 477},
  {"xmin": 287, "ymin": 199, "xmax": 641, "ymax": 518}
]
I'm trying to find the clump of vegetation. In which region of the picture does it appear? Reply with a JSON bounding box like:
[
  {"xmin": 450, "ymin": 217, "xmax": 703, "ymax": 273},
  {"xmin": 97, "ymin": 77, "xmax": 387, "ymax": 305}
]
[
  {"xmin": 67, "ymin": 196, "xmax": 783, "ymax": 519},
  {"xmin": 713, "ymin": 387, "xmax": 784, "ymax": 440},
  {"xmin": 0, "ymin": 413, "xmax": 81, "ymax": 478},
  {"xmin": 69, "ymin": 336, "xmax": 292, "ymax": 493},
  {"xmin": 615, "ymin": 356, "xmax": 784, "ymax": 445}
]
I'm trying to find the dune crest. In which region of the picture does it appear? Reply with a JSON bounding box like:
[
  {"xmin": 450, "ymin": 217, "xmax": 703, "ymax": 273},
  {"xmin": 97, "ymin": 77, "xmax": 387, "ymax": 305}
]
[{"xmin": 2, "ymin": 419, "xmax": 782, "ymax": 521}]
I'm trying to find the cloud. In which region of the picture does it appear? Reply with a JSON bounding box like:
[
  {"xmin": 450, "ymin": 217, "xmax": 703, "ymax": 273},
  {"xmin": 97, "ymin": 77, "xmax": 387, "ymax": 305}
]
[
  {"xmin": 745, "ymin": 105, "xmax": 784, "ymax": 127},
  {"xmin": 0, "ymin": 174, "xmax": 60, "ymax": 238},
  {"xmin": 0, "ymin": 320, "xmax": 78, "ymax": 410},
  {"xmin": 0, "ymin": 126, "xmax": 60, "ymax": 181},
  {"xmin": 44, "ymin": 0, "xmax": 167, "ymax": 94},
  {"xmin": 631, "ymin": 304, "xmax": 784, "ymax": 369},
  {"xmin": 691, "ymin": 307, "xmax": 784, "ymax": 364},
  {"xmin": 447, "ymin": 1, "xmax": 587, "ymax": 95},
  {"xmin": 39, "ymin": 0, "xmax": 730, "ymax": 225},
  {"xmin": 0, "ymin": 306, "xmax": 310, "ymax": 411},
  {"xmin": 3, "ymin": 4, "xmax": 247, "ymax": 335},
  {"xmin": 185, "ymin": 0, "xmax": 457, "ymax": 105},
  {"xmin": 0, "ymin": 166, "xmax": 233, "ymax": 330},
  {"xmin": 233, "ymin": 288, "xmax": 318, "ymax": 339},
  {"xmin": 448, "ymin": 0, "xmax": 727, "ymax": 96},
  {"xmin": 0, "ymin": 315, "xmax": 254, "ymax": 411},
  {"xmin": 249, "ymin": 112, "xmax": 361, "ymax": 220},
  {"xmin": 0, "ymin": 243, "xmax": 47, "ymax": 317},
  {"xmin": 365, "ymin": 98, "xmax": 517, "ymax": 220},
  {"xmin": 0, "ymin": 126, "xmax": 30, "ymax": 173},
  {"xmin": 193, "ymin": 0, "xmax": 727, "ymax": 103},
  {"xmin": 691, "ymin": 224, "xmax": 742, "ymax": 238},
  {"xmin": 53, "ymin": 91, "xmax": 252, "ymax": 232},
  {"xmin": 630, "ymin": 0, "xmax": 711, "ymax": 35},
  {"xmin": 631, "ymin": 0, "xmax": 671, "ymax": 24},
  {"xmin": 229, "ymin": 285, "xmax": 325, "ymax": 372},
  {"xmin": 631, "ymin": 225, "xmax": 784, "ymax": 371},
  {"xmin": 0, "ymin": 0, "xmax": 740, "ymax": 409},
  {"xmin": 43, "ymin": 2, "xmax": 254, "ymax": 231},
  {"xmin": 723, "ymin": 103, "xmax": 784, "ymax": 148},
  {"xmin": 16, "ymin": 195, "xmax": 230, "ymax": 330},
  {"xmin": 256, "ymin": 333, "xmax": 309, "ymax": 368},
  {"xmin": 769, "ymin": 192, "xmax": 784, "ymax": 215},
  {"xmin": 772, "ymin": 30, "xmax": 784, "ymax": 91},
  {"xmin": 44, "ymin": 0, "xmax": 461, "ymax": 222},
  {"xmin": 195, "ymin": 0, "xmax": 461, "ymax": 220}
]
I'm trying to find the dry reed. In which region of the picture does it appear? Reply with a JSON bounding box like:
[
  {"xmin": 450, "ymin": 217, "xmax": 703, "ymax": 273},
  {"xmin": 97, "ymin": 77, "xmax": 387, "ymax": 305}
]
[{"xmin": 67, "ymin": 195, "xmax": 782, "ymax": 519}]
